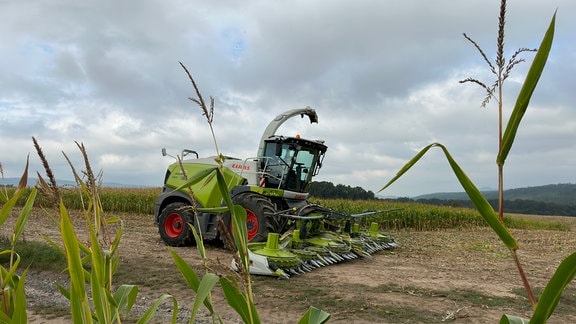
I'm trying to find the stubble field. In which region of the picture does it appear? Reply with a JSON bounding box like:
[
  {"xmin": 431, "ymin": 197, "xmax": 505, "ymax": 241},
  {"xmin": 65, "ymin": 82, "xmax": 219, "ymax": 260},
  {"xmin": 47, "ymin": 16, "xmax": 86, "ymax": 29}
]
[{"xmin": 4, "ymin": 209, "xmax": 575, "ymax": 323}]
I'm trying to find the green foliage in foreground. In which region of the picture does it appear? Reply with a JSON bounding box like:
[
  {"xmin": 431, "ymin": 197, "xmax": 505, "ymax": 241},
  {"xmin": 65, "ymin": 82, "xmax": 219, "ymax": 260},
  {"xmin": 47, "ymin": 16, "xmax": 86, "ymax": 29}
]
[{"xmin": 0, "ymin": 165, "xmax": 34, "ymax": 323}]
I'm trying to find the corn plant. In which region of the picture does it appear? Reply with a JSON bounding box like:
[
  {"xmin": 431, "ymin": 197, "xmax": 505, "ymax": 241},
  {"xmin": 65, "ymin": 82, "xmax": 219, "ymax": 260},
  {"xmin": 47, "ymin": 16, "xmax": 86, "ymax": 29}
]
[
  {"xmin": 0, "ymin": 157, "xmax": 36, "ymax": 323},
  {"xmin": 33, "ymin": 138, "xmax": 178, "ymax": 323},
  {"xmin": 460, "ymin": 0, "xmax": 537, "ymax": 224},
  {"xmin": 162, "ymin": 63, "xmax": 329, "ymax": 323},
  {"xmin": 380, "ymin": 3, "xmax": 575, "ymax": 323},
  {"xmin": 162, "ymin": 63, "xmax": 262, "ymax": 323}
]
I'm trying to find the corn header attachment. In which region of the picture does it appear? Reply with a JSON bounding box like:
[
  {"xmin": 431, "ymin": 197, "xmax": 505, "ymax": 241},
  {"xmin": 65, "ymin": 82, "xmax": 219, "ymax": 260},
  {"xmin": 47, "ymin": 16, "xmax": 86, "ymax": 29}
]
[{"xmin": 234, "ymin": 207, "xmax": 399, "ymax": 278}]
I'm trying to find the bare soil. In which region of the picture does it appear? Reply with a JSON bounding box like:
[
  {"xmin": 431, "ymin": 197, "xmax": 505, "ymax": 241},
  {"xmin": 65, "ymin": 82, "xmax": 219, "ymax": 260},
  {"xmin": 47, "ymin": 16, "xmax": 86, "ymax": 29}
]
[{"xmin": 4, "ymin": 210, "xmax": 576, "ymax": 323}]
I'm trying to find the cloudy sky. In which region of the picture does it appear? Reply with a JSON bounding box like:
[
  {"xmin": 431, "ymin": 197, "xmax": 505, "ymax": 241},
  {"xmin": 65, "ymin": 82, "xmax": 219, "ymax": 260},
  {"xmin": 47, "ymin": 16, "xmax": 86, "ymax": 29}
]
[{"xmin": 1, "ymin": 0, "xmax": 574, "ymax": 197}]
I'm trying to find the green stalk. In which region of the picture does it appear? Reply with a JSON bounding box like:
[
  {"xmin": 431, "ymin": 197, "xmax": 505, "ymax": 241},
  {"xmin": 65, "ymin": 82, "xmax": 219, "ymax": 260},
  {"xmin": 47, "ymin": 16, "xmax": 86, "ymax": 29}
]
[
  {"xmin": 215, "ymin": 168, "xmax": 259, "ymax": 324},
  {"xmin": 497, "ymin": 11, "xmax": 556, "ymax": 308}
]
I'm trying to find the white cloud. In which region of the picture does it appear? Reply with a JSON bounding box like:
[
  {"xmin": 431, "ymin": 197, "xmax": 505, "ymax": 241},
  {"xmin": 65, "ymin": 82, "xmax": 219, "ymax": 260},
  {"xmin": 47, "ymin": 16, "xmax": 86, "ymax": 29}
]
[{"xmin": 1, "ymin": 0, "xmax": 574, "ymax": 197}]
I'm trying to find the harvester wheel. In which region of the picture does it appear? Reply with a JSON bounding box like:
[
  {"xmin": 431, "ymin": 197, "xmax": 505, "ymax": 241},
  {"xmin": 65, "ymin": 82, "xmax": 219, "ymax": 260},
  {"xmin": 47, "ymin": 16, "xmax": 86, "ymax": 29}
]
[
  {"xmin": 158, "ymin": 202, "xmax": 195, "ymax": 247},
  {"xmin": 228, "ymin": 192, "xmax": 277, "ymax": 242}
]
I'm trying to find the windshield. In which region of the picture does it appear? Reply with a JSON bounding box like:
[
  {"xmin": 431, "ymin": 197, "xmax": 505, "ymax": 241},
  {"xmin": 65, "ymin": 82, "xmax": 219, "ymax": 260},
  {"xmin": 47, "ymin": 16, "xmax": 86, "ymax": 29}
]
[{"xmin": 262, "ymin": 140, "xmax": 325, "ymax": 192}]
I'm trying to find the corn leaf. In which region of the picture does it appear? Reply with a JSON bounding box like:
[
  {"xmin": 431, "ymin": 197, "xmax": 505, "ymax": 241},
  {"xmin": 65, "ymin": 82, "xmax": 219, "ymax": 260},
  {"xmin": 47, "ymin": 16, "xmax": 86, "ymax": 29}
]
[
  {"xmin": 497, "ymin": 12, "xmax": 555, "ymax": 165},
  {"xmin": 91, "ymin": 267, "xmax": 109, "ymax": 323},
  {"xmin": 191, "ymin": 224, "xmax": 206, "ymax": 259},
  {"xmin": 0, "ymin": 187, "xmax": 24, "ymax": 228},
  {"xmin": 105, "ymin": 289, "xmax": 118, "ymax": 308},
  {"xmin": 59, "ymin": 200, "xmax": 92, "ymax": 323},
  {"xmin": 42, "ymin": 235, "xmax": 66, "ymax": 256},
  {"xmin": 12, "ymin": 187, "xmax": 37, "ymax": 243},
  {"xmin": 220, "ymin": 276, "xmax": 260, "ymax": 324},
  {"xmin": 109, "ymin": 254, "xmax": 120, "ymax": 282},
  {"xmin": 169, "ymin": 248, "xmax": 200, "ymax": 287},
  {"xmin": 380, "ymin": 143, "xmax": 518, "ymax": 250},
  {"xmin": 0, "ymin": 313, "xmax": 8, "ymax": 324},
  {"xmin": 500, "ymin": 315, "xmax": 530, "ymax": 323},
  {"xmin": 197, "ymin": 207, "xmax": 230, "ymax": 213},
  {"xmin": 530, "ymin": 251, "xmax": 576, "ymax": 323},
  {"xmin": 77, "ymin": 240, "xmax": 92, "ymax": 257},
  {"xmin": 298, "ymin": 306, "xmax": 331, "ymax": 324},
  {"xmin": 114, "ymin": 285, "xmax": 139, "ymax": 317},
  {"xmin": 379, "ymin": 143, "xmax": 434, "ymax": 193},
  {"xmin": 110, "ymin": 223, "xmax": 123, "ymax": 256},
  {"xmin": 215, "ymin": 168, "xmax": 249, "ymax": 270},
  {"xmin": 0, "ymin": 311, "xmax": 8, "ymax": 323},
  {"xmin": 55, "ymin": 281, "xmax": 71, "ymax": 300},
  {"xmin": 137, "ymin": 294, "xmax": 178, "ymax": 324},
  {"xmin": 172, "ymin": 166, "xmax": 218, "ymax": 192},
  {"xmin": 16, "ymin": 156, "xmax": 30, "ymax": 193},
  {"xmin": 168, "ymin": 248, "xmax": 214, "ymax": 313},
  {"xmin": 231, "ymin": 205, "xmax": 249, "ymax": 269},
  {"xmin": 12, "ymin": 269, "xmax": 28, "ymax": 324},
  {"xmin": 0, "ymin": 250, "xmax": 20, "ymax": 285},
  {"xmin": 199, "ymin": 169, "xmax": 218, "ymax": 190},
  {"xmin": 105, "ymin": 216, "xmax": 123, "ymax": 224},
  {"xmin": 215, "ymin": 167, "xmax": 234, "ymax": 213},
  {"xmin": 89, "ymin": 225, "xmax": 104, "ymax": 284},
  {"xmin": 191, "ymin": 273, "xmax": 219, "ymax": 320}
]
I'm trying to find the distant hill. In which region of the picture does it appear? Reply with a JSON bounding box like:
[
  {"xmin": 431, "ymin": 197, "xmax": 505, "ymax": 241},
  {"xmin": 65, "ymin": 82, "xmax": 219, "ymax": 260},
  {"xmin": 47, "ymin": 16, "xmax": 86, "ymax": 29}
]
[
  {"xmin": 412, "ymin": 183, "xmax": 575, "ymax": 216},
  {"xmin": 414, "ymin": 183, "xmax": 575, "ymax": 206}
]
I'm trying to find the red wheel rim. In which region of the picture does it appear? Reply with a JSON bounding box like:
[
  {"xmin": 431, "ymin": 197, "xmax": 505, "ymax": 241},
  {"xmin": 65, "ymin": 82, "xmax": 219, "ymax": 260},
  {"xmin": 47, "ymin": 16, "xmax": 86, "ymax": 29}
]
[
  {"xmin": 245, "ymin": 209, "xmax": 259, "ymax": 240},
  {"xmin": 164, "ymin": 212, "xmax": 184, "ymax": 238}
]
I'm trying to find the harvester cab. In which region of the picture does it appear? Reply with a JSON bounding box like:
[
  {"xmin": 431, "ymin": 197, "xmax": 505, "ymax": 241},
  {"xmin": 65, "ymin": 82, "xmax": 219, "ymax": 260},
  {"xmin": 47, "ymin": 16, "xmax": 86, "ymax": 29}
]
[
  {"xmin": 154, "ymin": 107, "xmax": 398, "ymax": 278},
  {"xmin": 259, "ymin": 135, "xmax": 326, "ymax": 194},
  {"xmin": 256, "ymin": 108, "xmax": 326, "ymax": 194}
]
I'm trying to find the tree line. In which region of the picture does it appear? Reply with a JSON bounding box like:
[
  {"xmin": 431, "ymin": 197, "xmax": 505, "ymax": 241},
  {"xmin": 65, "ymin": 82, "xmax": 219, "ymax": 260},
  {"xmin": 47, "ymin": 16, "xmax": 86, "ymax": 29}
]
[
  {"xmin": 309, "ymin": 181, "xmax": 376, "ymax": 200},
  {"xmin": 413, "ymin": 198, "xmax": 576, "ymax": 217}
]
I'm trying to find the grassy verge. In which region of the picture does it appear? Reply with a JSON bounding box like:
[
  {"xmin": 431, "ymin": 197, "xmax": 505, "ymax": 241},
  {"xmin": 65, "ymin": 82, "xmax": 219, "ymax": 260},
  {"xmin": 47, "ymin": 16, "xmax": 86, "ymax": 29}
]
[{"xmin": 0, "ymin": 236, "xmax": 67, "ymax": 271}]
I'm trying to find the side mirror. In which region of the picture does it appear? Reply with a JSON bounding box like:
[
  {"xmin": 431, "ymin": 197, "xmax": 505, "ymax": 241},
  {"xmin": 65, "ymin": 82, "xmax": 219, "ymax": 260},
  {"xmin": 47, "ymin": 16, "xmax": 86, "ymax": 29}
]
[{"xmin": 161, "ymin": 148, "xmax": 167, "ymax": 157}]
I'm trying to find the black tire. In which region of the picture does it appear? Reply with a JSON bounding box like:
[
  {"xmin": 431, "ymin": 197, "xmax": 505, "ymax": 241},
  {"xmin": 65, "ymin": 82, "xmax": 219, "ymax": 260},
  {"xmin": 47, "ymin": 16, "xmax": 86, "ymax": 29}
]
[
  {"xmin": 223, "ymin": 192, "xmax": 278, "ymax": 243},
  {"xmin": 158, "ymin": 202, "xmax": 195, "ymax": 246}
]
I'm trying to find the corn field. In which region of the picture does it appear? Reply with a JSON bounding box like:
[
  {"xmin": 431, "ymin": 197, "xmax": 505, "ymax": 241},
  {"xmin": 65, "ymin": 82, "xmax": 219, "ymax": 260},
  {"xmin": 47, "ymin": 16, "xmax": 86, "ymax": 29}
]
[
  {"xmin": 3, "ymin": 187, "xmax": 565, "ymax": 232},
  {"xmin": 3, "ymin": 186, "xmax": 160, "ymax": 215}
]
